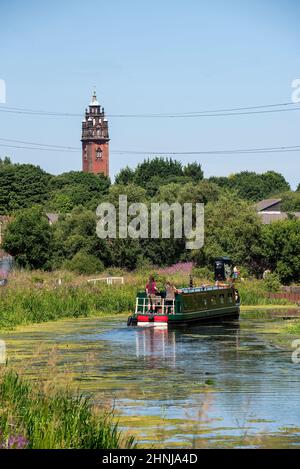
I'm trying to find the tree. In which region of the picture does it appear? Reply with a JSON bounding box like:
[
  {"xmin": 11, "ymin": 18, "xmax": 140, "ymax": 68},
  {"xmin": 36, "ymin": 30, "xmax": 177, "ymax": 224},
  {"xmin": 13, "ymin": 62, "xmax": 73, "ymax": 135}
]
[
  {"xmin": 154, "ymin": 180, "xmax": 220, "ymax": 205},
  {"xmin": 63, "ymin": 252, "xmax": 104, "ymax": 275},
  {"xmin": 280, "ymin": 191, "xmax": 300, "ymax": 212},
  {"xmin": 107, "ymin": 184, "xmax": 148, "ymax": 205},
  {"xmin": 3, "ymin": 206, "xmax": 53, "ymax": 269},
  {"xmin": 195, "ymin": 194, "xmax": 263, "ymax": 273},
  {"xmin": 0, "ymin": 156, "xmax": 12, "ymax": 165},
  {"xmin": 51, "ymin": 207, "xmax": 112, "ymax": 269},
  {"xmin": 47, "ymin": 192, "xmax": 74, "ymax": 214},
  {"xmin": 48, "ymin": 171, "xmax": 111, "ymax": 211},
  {"xmin": 261, "ymin": 171, "xmax": 290, "ymax": 196},
  {"xmin": 260, "ymin": 220, "xmax": 300, "ymax": 284},
  {"xmin": 209, "ymin": 171, "xmax": 290, "ymax": 202},
  {"xmin": 114, "ymin": 166, "xmax": 135, "ymax": 185},
  {"xmin": 0, "ymin": 162, "xmax": 51, "ymax": 214},
  {"xmin": 134, "ymin": 157, "xmax": 183, "ymax": 188},
  {"xmin": 183, "ymin": 162, "xmax": 204, "ymax": 182}
]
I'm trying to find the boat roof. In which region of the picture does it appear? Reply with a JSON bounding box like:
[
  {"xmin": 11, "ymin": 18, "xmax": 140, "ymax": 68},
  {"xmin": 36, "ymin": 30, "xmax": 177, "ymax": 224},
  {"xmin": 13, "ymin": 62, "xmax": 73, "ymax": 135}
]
[{"xmin": 180, "ymin": 285, "xmax": 232, "ymax": 293}]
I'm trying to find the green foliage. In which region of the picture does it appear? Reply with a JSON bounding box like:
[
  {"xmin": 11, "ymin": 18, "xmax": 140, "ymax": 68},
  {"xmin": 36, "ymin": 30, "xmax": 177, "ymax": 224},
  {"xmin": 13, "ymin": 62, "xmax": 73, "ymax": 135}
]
[
  {"xmin": 0, "ymin": 280, "xmax": 138, "ymax": 329},
  {"xmin": 63, "ymin": 252, "xmax": 104, "ymax": 275},
  {"xmin": 192, "ymin": 266, "xmax": 214, "ymax": 281},
  {"xmin": 0, "ymin": 158, "xmax": 298, "ymax": 283},
  {"xmin": 48, "ymin": 171, "xmax": 110, "ymax": 211},
  {"xmin": 262, "ymin": 272, "xmax": 281, "ymax": 292},
  {"xmin": 0, "ymin": 161, "xmax": 51, "ymax": 214},
  {"xmin": 261, "ymin": 220, "xmax": 300, "ymax": 284},
  {"xmin": 196, "ymin": 194, "xmax": 263, "ymax": 272},
  {"xmin": 155, "ymin": 180, "xmax": 220, "ymax": 205},
  {"xmin": 183, "ymin": 162, "xmax": 204, "ymax": 182},
  {"xmin": 114, "ymin": 158, "xmax": 204, "ymax": 197},
  {"xmin": 52, "ymin": 207, "xmax": 111, "ymax": 269},
  {"xmin": 209, "ymin": 171, "xmax": 290, "ymax": 202},
  {"xmin": 107, "ymin": 183, "xmax": 148, "ymax": 204},
  {"xmin": 280, "ymin": 191, "xmax": 300, "ymax": 212},
  {"xmin": 237, "ymin": 279, "xmax": 290, "ymax": 305},
  {"xmin": 46, "ymin": 192, "xmax": 74, "ymax": 214},
  {"xmin": 0, "ymin": 371, "xmax": 135, "ymax": 449},
  {"xmin": 3, "ymin": 206, "xmax": 53, "ymax": 269},
  {"xmin": 114, "ymin": 166, "xmax": 135, "ymax": 185},
  {"xmin": 133, "ymin": 157, "xmax": 183, "ymax": 188}
]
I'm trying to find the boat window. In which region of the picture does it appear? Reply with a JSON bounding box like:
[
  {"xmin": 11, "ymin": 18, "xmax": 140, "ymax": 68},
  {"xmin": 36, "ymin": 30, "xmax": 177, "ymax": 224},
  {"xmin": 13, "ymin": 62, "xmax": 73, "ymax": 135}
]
[
  {"xmin": 211, "ymin": 297, "xmax": 216, "ymax": 305},
  {"xmin": 219, "ymin": 294, "xmax": 225, "ymax": 304},
  {"xmin": 228, "ymin": 293, "xmax": 233, "ymax": 303}
]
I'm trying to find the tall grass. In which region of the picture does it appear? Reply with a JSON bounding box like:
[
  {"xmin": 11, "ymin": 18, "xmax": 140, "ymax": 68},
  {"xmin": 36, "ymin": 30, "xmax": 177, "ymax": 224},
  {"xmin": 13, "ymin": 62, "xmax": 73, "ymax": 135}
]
[
  {"xmin": 0, "ymin": 281, "xmax": 137, "ymax": 329},
  {"xmin": 0, "ymin": 370, "xmax": 136, "ymax": 449},
  {"xmin": 237, "ymin": 280, "xmax": 291, "ymax": 306},
  {"xmin": 0, "ymin": 270, "xmax": 294, "ymax": 330}
]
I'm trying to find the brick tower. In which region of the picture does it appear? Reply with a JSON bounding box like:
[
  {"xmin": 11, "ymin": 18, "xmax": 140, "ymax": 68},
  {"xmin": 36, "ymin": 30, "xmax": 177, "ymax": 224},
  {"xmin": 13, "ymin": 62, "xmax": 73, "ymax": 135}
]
[{"xmin": 81, "ymin": 91, "xmax": 109, "ymax": 176}]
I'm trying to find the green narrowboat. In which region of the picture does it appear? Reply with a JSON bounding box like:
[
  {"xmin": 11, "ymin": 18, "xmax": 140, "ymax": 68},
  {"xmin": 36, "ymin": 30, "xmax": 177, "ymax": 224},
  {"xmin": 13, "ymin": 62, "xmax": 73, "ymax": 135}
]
[
  {"xmin": 127, "ymin": 284, "xmax": 240, "ymax": 327},
  {"xmin": 127, "ymin": 258, "xmax": 240, "ymax": 327}
]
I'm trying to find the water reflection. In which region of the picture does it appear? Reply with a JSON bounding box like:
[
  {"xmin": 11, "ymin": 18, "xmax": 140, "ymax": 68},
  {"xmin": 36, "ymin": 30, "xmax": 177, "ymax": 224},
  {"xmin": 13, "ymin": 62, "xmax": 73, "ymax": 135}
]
[
  {"xmin": 2, "ymin": 316, "xmax": 300, "ymax": 448},
  {"xmin": 134, "ymin": 322, "xmax": 241, "ymax": 369},
  {"xmin": 135, "ymin": 327, "xmax": 176, "ymax": 367}
]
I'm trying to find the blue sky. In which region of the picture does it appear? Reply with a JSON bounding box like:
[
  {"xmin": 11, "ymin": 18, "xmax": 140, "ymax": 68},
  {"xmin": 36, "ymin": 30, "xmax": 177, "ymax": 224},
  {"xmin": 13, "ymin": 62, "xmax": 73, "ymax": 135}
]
[{"xmin": 0, "ymin": 0, "xmax": 300, "ymax": 187}]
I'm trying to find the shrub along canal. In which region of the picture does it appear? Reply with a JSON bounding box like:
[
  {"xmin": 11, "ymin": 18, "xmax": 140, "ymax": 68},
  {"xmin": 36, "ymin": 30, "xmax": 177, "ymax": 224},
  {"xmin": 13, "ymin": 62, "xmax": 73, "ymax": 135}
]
[{"xmin": 1, "ymin": 311, "xmax": 300, "ymax": 448}]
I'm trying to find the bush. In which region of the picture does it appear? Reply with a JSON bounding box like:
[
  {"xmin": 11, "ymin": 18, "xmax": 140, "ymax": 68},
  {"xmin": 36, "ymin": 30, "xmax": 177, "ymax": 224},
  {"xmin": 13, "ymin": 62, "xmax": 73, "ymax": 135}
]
[
  {"xmin": 262, "ymin": 272, "xmax": 281, "ymax": 292},
  {"xmin": 192, "ymin": 266, "xmax": 214, "ymax": 282},
  {"xmin": 63, "ymin": 252, "xmax": 104, "ymax": 275}
]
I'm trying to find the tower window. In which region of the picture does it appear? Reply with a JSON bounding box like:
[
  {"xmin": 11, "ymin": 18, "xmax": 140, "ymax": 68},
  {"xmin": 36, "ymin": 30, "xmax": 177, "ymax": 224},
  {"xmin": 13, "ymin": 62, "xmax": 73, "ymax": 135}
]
[{"xmin": 96, "ymin": 148, "xmax": 102, "ymax": 160}]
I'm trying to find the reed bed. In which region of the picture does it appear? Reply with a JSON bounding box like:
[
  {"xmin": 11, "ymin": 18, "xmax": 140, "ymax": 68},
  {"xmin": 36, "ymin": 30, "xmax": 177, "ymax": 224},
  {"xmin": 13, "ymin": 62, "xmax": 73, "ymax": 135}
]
[{"xmin": 0, "ymin": 370, "xmax": 136, "ymax": 449}]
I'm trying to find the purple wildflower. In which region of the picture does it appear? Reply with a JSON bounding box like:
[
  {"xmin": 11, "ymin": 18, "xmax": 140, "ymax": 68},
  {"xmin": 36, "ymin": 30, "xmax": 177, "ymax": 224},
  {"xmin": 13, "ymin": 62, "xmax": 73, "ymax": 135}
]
[
  {"xmin": 0, "ymin": 433, "xmax": 29, "ymax": 449},
  {"xmin": 159, "ymin": 262, "xmax": 194, "ymax": 276}
]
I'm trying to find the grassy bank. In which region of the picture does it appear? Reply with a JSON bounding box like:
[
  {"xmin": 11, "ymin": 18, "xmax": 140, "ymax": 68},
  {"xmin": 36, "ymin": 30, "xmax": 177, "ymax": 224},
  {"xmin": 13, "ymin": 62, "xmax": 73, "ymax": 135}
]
[
  {"xmin": 0, "ymin": 271, "xmax": 137, "ymax": 329},
  {"xmin": 0, "ymin": 270, "xmax": 295, "ymax": 330},
  {"xmin": 0, "ymin": 370, "xmax": 135, "ymax": 449}
]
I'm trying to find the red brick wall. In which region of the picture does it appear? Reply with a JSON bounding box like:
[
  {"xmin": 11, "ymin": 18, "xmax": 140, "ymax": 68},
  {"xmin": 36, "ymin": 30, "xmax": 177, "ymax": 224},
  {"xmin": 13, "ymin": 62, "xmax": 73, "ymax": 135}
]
[
  {"xmin": 268, "ymin": 292, "xmax": 300, "ymax": 302},
  {"xmin": 82, "ymin": 141, "xmax": 109, "ymax": 177}
]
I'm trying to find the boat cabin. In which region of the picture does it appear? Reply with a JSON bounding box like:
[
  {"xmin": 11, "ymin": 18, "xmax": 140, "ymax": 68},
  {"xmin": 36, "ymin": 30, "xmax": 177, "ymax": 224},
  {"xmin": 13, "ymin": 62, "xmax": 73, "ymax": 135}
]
[{"xmin": 135, "ymin": 285, "xmax": 237, "ymax": 317}]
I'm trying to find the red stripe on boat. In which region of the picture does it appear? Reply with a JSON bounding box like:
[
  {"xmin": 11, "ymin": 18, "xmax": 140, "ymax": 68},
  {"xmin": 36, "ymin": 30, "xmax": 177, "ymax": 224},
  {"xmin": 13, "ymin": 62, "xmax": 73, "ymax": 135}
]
[
  {"xmin": 154, "ymin": 315, "xmax": 168, "ymax": 322},
  {"xmin": 137, "ymin": 315, "xmax": 149, "ymax": 322}
]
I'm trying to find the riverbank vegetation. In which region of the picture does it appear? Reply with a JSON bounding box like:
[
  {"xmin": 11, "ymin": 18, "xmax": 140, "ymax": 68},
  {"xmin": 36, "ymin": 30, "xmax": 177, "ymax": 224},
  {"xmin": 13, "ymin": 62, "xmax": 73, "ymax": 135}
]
[
  {"xmin": 0, "ymin": 269, "xmax": 295, "ymax": 331},
  {"xmin": 0, "ymin": 370, "xmax": 135, "ymax": 449}
]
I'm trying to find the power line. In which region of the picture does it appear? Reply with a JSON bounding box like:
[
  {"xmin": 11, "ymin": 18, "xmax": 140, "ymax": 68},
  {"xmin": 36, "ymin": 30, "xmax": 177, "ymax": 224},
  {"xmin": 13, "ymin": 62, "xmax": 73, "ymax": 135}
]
[
  {"xmin": 1, "ymin": 138, "xmax": 300, "ymax": 156},
  {"xmin": 0, "ymin": 138, "xmax": 78, "ymax": 150},
  {"xmin": 1, "ymin": 101, "xmax": 300, "ymax": 118},
  {"xmin": 0, "ymin": 143, "xmax": 78, "ymax": 153},
  {"xmin": 111, "ymin": 146, "xmax": 300, "ymax": 155}
]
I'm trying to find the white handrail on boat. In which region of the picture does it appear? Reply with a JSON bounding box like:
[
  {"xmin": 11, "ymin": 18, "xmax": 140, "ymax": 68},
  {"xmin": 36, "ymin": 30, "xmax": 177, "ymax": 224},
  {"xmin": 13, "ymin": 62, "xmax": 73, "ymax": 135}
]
[{"xmin": 135, "ymin": 297, "xmax": 176, "ymax": 315}]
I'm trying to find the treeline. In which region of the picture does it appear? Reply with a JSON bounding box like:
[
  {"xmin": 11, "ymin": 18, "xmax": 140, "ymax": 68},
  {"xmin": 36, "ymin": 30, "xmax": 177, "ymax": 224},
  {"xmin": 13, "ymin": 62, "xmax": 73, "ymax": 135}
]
[{"xmin": 1, "ymin": 156, "xmax": 300, "ymax": 284}]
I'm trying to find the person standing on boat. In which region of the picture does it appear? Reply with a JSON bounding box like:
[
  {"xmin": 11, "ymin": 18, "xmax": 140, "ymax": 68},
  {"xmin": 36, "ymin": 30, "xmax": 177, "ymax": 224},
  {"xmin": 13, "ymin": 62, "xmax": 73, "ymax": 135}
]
[
  {"xmin": 165, "ymin": 281, "xmax": 178, "ymax": 314},
  {"xmin": 146, "ymin": 276, "xmax": 159, "ymax": 312}
]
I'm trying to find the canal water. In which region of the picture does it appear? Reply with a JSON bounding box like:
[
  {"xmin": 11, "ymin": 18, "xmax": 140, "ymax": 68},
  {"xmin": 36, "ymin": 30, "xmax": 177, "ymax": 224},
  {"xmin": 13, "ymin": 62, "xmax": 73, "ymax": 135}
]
[{"xmin": 1, "ymin": 315, "xmax": 300, "ymax": 448}]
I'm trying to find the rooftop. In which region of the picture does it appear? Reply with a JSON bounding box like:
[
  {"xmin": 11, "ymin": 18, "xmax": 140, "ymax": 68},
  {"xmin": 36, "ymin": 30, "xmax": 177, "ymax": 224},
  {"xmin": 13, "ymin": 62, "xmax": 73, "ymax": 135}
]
[{"xmin": 255, "ymin": 198, "xmax": 282, "ymax": 212}]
